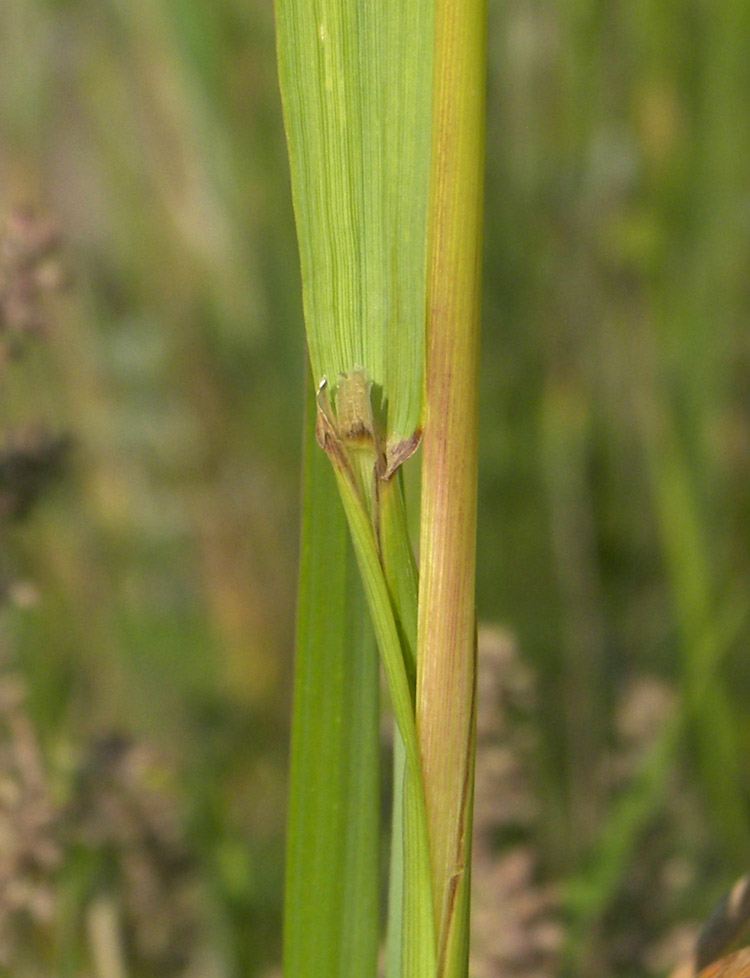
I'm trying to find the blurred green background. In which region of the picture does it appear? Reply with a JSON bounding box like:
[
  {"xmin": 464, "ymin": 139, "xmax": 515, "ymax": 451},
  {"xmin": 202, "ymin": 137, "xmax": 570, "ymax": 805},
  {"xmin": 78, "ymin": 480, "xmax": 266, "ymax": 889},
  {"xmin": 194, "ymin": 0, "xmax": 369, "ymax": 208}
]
[{"xmin": 2, "ymin": 1, "xmax": 750, "ymax": 976}]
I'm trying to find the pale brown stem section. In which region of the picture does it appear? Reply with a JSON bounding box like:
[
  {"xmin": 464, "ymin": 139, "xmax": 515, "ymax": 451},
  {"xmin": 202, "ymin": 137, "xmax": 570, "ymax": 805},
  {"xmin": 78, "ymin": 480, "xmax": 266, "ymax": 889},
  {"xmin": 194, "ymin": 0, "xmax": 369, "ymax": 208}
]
[
  {"xmin": 670, "ymin": 875, "xmax": 750, "ymax": 978},
  {"xmin": 416, "ymin": 0, "xmax": 486, "ymax": 954},
  {"xmin": 696, "ymin": 947, "xmax": 750, "ymax": 978}
]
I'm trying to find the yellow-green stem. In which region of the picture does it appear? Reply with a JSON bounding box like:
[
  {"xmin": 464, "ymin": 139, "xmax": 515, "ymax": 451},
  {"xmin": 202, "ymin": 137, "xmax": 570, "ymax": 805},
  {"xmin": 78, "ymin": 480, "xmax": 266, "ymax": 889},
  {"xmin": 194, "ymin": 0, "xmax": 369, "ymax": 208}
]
[
  {"xmin": 380, "ymin": 475, "xmax": 420, "ymax": 978},
  {"xmin": 416, "ymin": 0, "xmax": 485, "ymax": 968}
]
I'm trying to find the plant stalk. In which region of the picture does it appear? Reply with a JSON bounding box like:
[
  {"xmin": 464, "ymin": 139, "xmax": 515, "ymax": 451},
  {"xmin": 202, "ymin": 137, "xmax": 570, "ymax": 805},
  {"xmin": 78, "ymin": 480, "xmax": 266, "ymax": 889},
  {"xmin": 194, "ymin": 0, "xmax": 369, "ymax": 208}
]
[{"xmin": 416, "ymin": 0, "xmax": 486, "ymax": 969}]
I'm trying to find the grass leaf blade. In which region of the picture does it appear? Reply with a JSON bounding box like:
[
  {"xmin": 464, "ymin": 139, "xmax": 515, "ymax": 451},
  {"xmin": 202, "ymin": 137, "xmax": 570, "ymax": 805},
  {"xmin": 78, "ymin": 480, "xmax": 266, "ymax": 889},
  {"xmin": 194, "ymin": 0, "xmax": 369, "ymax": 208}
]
[
  {"xmin": 283, "ymin": 385, "xmax": 380, "ymax": 978},
  {"xmin": 275, "ymin": 0, "xmax": 433, "ymax": 443}
]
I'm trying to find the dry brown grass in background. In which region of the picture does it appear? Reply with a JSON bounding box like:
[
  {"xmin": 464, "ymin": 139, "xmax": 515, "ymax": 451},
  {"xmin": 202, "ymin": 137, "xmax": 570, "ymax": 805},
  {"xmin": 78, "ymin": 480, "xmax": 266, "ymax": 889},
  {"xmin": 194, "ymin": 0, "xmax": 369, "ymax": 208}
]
[
  {"xmin": 470, "ymin": 627, "xmax": 725, "ymax": 978},
  {"xmin": 0, "ymin": 669, "xmax": 207, "ymax": 977},
  {"xmin": 471, "ymin": 627, "xmax": 563, "ymax": 978},
  {"xmin": 0, "ymin": 209, "xmax": 206, "ymax": 977},
  {"xmin": 0, "ymin": 673, "xmax": 60, "ymax": 966}
]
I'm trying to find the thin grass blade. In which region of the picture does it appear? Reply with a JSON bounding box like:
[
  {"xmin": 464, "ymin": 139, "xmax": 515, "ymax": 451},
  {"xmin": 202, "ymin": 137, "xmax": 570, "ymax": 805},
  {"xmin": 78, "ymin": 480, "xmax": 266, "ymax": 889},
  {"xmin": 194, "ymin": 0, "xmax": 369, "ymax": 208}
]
[{"xmin": 380, "ymin": 475, "xmax": 420, "ymax": 978}]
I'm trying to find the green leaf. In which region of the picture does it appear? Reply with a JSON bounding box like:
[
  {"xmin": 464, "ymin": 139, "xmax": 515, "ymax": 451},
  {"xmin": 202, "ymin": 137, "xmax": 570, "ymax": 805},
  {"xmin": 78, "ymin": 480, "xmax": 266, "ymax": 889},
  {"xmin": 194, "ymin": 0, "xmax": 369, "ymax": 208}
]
[
  {"xmin": 283, "ymin": 386, "xmax": 380, "ymax": 978},
  {"xmin": 275, "ymin": 0, "xmax": 433, "ymax": 445}
]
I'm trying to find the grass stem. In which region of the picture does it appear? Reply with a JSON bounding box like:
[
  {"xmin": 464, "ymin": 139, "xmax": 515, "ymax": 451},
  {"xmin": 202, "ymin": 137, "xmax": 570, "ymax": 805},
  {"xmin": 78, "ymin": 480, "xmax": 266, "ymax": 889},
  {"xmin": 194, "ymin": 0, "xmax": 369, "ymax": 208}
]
[{"xmin": 416, "ymin": 0, "xmax": 486, "ymax": 970}]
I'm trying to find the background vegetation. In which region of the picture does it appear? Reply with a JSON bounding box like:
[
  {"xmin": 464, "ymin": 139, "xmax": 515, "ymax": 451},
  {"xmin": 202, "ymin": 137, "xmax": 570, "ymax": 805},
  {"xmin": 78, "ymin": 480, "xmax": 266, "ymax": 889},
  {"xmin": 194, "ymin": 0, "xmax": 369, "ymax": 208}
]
[{"xmin": 1, "ymin": 1, "xmax": 750, "ymax": 976}]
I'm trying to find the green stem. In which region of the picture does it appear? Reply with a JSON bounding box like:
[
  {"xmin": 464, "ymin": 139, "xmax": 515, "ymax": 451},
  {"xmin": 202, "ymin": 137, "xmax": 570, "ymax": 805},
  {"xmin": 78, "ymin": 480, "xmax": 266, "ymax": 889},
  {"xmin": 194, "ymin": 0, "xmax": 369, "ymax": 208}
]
[
  {"xmin": 380, "ymin": 475, "xmax": 420, "ymax": 978},
  {"xmin": 417, "ymin": 0, "xmax": 486, "ymax": 969},
  {"xmin": 332, "ymin": 467, "xmax": 436, "ymax": 978}
]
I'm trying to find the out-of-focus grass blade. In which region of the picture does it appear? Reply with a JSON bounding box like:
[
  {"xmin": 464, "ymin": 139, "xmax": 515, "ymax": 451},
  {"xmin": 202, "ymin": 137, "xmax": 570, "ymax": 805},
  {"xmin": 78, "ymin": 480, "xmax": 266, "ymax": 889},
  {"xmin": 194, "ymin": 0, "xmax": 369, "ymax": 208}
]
[
  {"xmin": 283, "ymin": 387, "xmax": 379, "ymax": 978},
  {"xmin": 563, "ymin": 590, "xmax": 749, "ymax": 970},
  {"xmin": 275, "ymin": 0, "xmax": 433, "ymax": 446},
  {"xmin": 563, "ymin": 712, "xmax": 681, "ymax": 968},
  {"xmin": 647, "ymin": 416, "xmax": 750, "ymax": 861}
]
